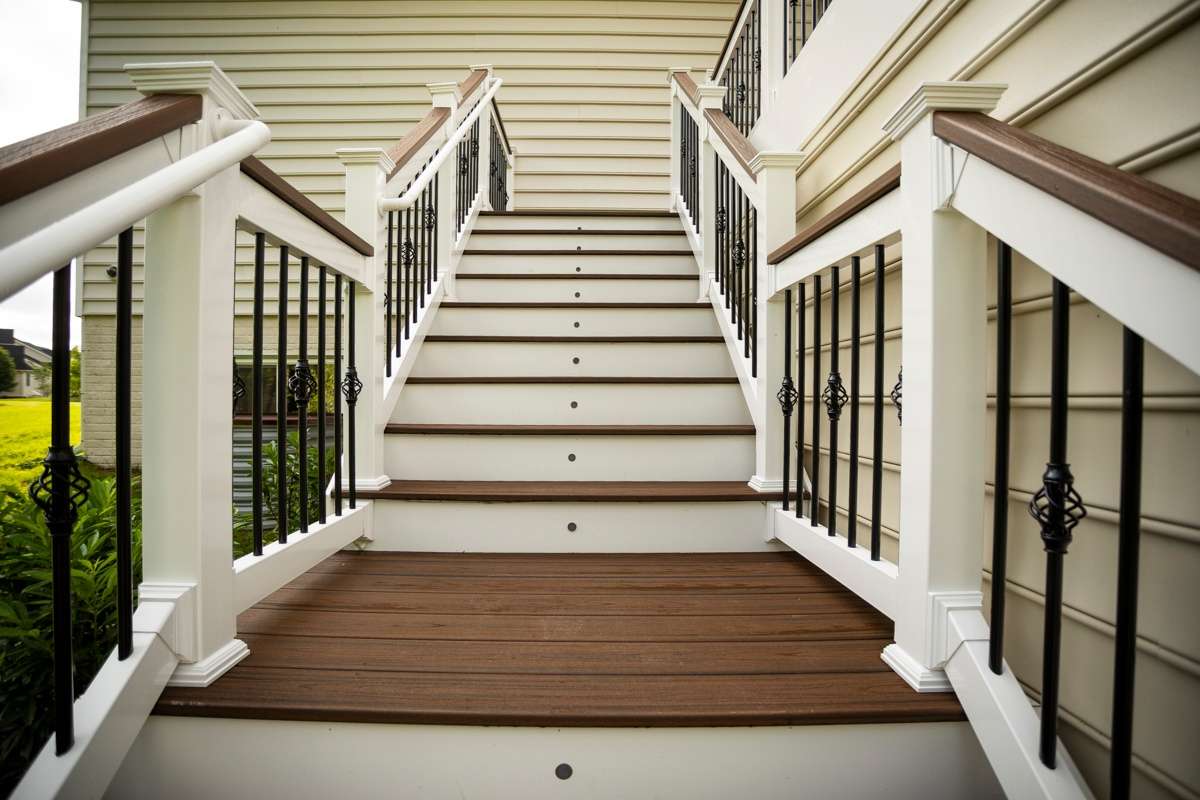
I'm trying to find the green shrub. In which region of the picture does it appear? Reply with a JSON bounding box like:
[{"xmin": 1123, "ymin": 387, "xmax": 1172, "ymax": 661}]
[
  {"xmin": 0, "ymin": 473, "xmax": 141, "ymax": 796},
  {"xmin": 233, "ymin": 432, "xmax": 335, "ymax": 559}
]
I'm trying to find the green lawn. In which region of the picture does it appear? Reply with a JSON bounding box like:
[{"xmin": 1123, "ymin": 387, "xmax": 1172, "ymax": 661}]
[{"xmin": 0, "ymin": 398, "xmax": 82, "ymax": 498}]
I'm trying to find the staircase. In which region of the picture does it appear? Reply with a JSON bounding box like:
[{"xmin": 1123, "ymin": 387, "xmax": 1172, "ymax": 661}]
[{"xmin": 367, "ymin": 210, "xmax": 779, "ymax": 552}]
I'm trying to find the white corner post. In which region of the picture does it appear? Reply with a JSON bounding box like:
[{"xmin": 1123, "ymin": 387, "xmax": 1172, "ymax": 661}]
[
  {"xmin": 132, "ymin": 61, "xmax": 261, "ymax": 685},
  {"xmin": 336, "ymin": 147, "xmax": 394, "ymax": 493},
  {"xmin": 667, "ymin": 67, "xmax": 688, "ymax": 212},
  {"xmin": 880, "ymin": 81, "xmax": 1007, "ymax": 691},
  {"xmin": 698, "ymin": 83, "xmax": 725, "ymax": 287},
  {"xmin": 748, "ymin": 151, "xmax": 805, "ymax": 492},
  {"xmin": 758, "ymin": 0, "xmax": 787, "ymax": 114}
]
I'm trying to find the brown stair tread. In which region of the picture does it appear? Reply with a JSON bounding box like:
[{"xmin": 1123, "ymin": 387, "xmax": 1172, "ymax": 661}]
[
  {"xmin": 423, "ymin": 335, "xmax": 723, "ymax": 343},
  {"xmin": 440, "ymin": 301, "xmax": 710, "ymax": 309},
  {"xmin": 476, "ymin": 228, "xmax": 685, "ymax": 236},
  {"xmin": 404, "ymin": 376, "xmax": 739, "ymax": 384},
  {"xmin": 463, "ymin": 249, "xmax": 694, "ymax": 256},
  {"xmin": 155, "ymin": 552, "xmax": 964, "ymax": 727},
  {"xmin": 385, "ymin": 424, "xmax": 755, "ymax": 435},
  {"xmin": 456, "ymin": 272, "xmax": 696, "ymax": 278},
  {"xmin": 358, "ymin": 480, "xmax": 783, "ymax": 502},
  {"xmin": 480, "ymin": 209, "xmax": 677, "ymax": 217}
]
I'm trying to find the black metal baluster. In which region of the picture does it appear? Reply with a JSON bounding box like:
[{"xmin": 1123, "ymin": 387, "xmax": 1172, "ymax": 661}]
[
  {"xmin": 433, "ymin": 172, "xmax": 440, "ymax": 279},
  {"xmin": 417, "ymin": 194, "xmax": 425, "ymax": 312},
  {"xmin": 789, "ymin": 0, "xmax": 797, "ymax": 67},
  {"xmin": 404, "ymin": 204, "xmax": 413, "ymax": 340},
  {"xmin": 292, "ymin": 256, "xmax": 316, "ymax": 533},
  {"xmin": 847, "ymin": 255, "xmax": 861, "ymax": 548},
  {"xmin": 990, "ymin": 242, "xmax": 1013, "ymax": 673},
  {"xmin": 732, "ymin": 185, "xmax": 741, "ymax": 333},
  {"xmin": 333, "ymin": 274, "xmax": 343, "ymax": 515},
  {"xmin": 778, "ymin": 288, "xmax": 798, "ymax": 511},
  {"xmin": 252, "ymin": 233, "xmax": 265, "ymax": 553},
  {"xmin": 1029, "ymin": 278, "xmax": 1086, "ymax": 769},
  {"xmin": 823, "ymin": 265, "xmax": 847, "ymax": 537},
  {"xmin": 342, "ymin": 282, "xmax": 362, "ymax": 509},
  {"xmin": 810, "ymin": 273, "xmax": 822, "ymax": 523},
  {"xmin": 750, "ymin": 206, "xmax": 757, "ymax": 375},
  {"xmin": 796, "ymin": 280, "xmax": 806, "ymax": 519},
  {"xmin": 317, "ymin": 266, "xmax": 327, "ymax": 526},
  {"xmin": 115, "ymin": 227, "xmax": 133, "ymax": 660},
  {"xmin": 386, "ymin": 210, "xmax": 394, "ymax": 373},
  {"xmin": 29, "ymin": 263, "xmax": 87, "ymax": 754},
  {"xmin": 870, "ymin": 244, "xmax": 885, "ymax": 560},
  {"xmin": 1110, "ymin": 328, "xmax": 1144, "ymax": 800},
  {"xmin": 276, "ymin": 246, "xmax": 289, "ymax": 543}
]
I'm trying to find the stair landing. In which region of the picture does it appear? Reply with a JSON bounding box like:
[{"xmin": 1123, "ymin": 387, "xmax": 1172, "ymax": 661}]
[{"xmin": 154, "ymin": 551, "xmax": 964, "ymax": 727}]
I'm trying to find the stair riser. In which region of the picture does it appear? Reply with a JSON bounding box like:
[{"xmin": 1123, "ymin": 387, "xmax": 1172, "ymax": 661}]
[
  {"xmin": 384, "ymin": 434, "xmax": 754, "ymax": 481},
  {"xmin": 454, "ymin": 278, "xmax": 699, "ymax": 302},
  {"xmin": 392, "ymin": 384, "xmax": 751, "ymax": 425},
  {"xmin": 368, "ymin": 500, "xmax": 772, "ymax": 551},
  {"xmin": 474, "ymin": 214, "xmax": 681, "ymax": 232},
  {"xmin": 467, "ymin": 233, "xmax": 691, "ymax": 251},
  {"xmin": 458, "ymin": 253, "xmax": 696, "ymax": 275},
  {"xmin": 432, "ymin": 308, "xmax": 720, "ymax": 337},
  {"xmin": 412, "ymin": 342, "xmax": 732, "ymax": 377}
]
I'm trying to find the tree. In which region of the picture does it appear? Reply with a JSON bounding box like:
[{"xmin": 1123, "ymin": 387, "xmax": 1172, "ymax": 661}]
[
  {"xmin": 0, "ymin": 349, "xmax": 16, "ymax": 393},
  {"xmin": 31, "ymin": 348, "xmax": 81, "ymax": 399}
]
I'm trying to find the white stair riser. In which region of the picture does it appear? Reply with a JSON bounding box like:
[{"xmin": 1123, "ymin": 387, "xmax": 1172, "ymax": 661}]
[
  {"xmin": 474, "ymin": 214, "xmax": 681, "ymax": 231},
  {"xmin": 455, "ymin": 278, "xmax": 699, "ymax": 302},
  {"xmin": 432, "ymin": 307, "xmax": 720, "ymax": 337},
  {"xmin": 458, "ymin": 253, "xmax": 697, "ymax": 275},
  {"xmin": 368, "ymin": 500, "xmax": 773, "ymax": 552},
  {"xmin": 392, "ymin": 384, "xmax": 752, "ymax": 425},
  {"xmin": 412, "ymin": 342, "xmax": 732, "ymax": 377},
  {"xmin": 468, "ymin": 233, "xmax": 691, "ymax": 251},
  {"xmin": 384, "ymin": 434, "xmax": 754, "ymax": 481}
]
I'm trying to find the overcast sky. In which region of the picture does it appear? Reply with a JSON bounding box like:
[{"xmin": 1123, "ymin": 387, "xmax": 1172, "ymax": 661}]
[{"xmin": 0, "ymin": 0, "xmax": 82, "ymax": 348}]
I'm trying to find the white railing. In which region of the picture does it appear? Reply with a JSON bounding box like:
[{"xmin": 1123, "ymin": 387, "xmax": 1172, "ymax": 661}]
[{"xmin": 9, "ymin": 59, "xmax": 505, "ymax": 798}]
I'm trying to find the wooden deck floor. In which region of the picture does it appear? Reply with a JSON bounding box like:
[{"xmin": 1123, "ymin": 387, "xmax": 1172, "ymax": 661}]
[{"xmin": 155, "ymin": 551, "xmax": 965, "ymax": 727}]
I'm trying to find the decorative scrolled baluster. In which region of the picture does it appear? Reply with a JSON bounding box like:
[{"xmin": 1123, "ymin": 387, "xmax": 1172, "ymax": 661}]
[
  {"xmin": 822, "ymin": 372, "xmax": 847, "ymax": 420},
  {"xmin": 777, "ymin": 288, "xmax": 800, "ymax": 511},
  {"xmin": 891, "ymin": 366, "xmax": 903, "ymax": 424}
]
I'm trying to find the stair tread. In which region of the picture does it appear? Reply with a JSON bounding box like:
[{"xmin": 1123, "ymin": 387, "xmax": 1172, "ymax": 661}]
[
  {"xmin": 385, "ymin": 424, "xmax": 755, "ymax": 435},
  {"xmin": 423, "ymin": 335, "xmax": 723, "ymax": 343},
  {"xmin": 440, "ymin": 301, "xmax": 710, "ymax": 309},
  {"xmin": 475, "ymin": 228, "xmax": 685, "ymax": 236},
  {"xmin": 480, "ymin": 209, "xmax": 677, "ymax": 217},
  {"xmin": 405, "ymin": 376, "xmax": 739, "ymax": 384},
  {"xmin": 456, "ymin": 272, "xmax": 696, "ymax": 279},
  {"xmin": 359, "ymin": 480, "xmax": 782, "ymax": 501},
  {"xmin": 155, "ymin": 552, "xmax": 964, "ymax": 727}
]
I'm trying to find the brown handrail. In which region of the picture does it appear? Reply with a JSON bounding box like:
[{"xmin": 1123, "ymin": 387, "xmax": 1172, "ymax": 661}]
[
  {"xmin": 768, "ymin": 165, "xmax": 901, "ymax": 264},
  {"xmin": 934, "ymin": 111, "xmax": 1200, "ymax": 272},
  {"xmin": 457, "ymin": 69, "xmax": 488, "ymax": 105},
  {"xmin": 385, "ymin": 106, "xmax": 451, "ymax": 180},
  {"xmin": 671, "ymin": 71, "xmax": 701, "ymax": 107},
  {"xmin": 705, "ymin": 108, "xmax": 758, "ymax": 180},
  {"xmin": 0, "ymin": 93, "xmax": 202, "ymax": 207},
  {"xmin": 239, "ymin": 156, "xmax": 373, "ymax": 256},
  {"xmin": 713, "ymin": 0, "xmax": 753, "ymax": 80}
]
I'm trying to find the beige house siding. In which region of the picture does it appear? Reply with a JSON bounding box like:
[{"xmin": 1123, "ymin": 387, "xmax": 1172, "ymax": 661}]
[{"xmin": 790, "ymin": 2, "xmax": 1200, "ymax": 798}]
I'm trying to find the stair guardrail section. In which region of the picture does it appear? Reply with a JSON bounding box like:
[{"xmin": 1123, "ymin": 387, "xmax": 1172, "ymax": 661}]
[
  {"xmin": 488, "ymin": 102, "xmax": 513, "ymax": 213},
  {"xmin": 712, "ymin": 0, "xmax": 762, "ymax": 137}
]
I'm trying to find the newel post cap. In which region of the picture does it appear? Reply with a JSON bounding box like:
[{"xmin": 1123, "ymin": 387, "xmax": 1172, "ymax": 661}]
[
  {"xmin": 427, "ymin": 81, "xmax": 459, "ymax": 109},
  {"xmin": 126, "ymin": 60, "xmax": 259, "ymax": 120},
  {"xmin": 749, "ymin": 150, "xmax": 806, "ymax": 175},
  {"xmin": 335, "ymin": 147, "xmax": 395, "ymax": 174},
  {"xmin": 469, "ymin": 63, "xmax": 494, "ymax": 78},
  {"xmin": 697, "ymin": 83, "xmax": 726, "ymax": 109},
  {"xmin": 883, "ymin": 81, "xmax": 1006, "ymax": 141}
]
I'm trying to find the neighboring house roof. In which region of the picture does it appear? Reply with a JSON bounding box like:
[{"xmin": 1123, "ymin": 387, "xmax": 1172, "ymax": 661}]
[{"xmin": 0, "ymin": 329, "xmax": 50, "ymax": 372}]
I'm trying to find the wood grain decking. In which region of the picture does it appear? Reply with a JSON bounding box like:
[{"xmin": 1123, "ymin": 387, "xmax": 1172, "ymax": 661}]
[{"xmin": 156, "ymin": 552, "xmax": 963, "ymax": 727}]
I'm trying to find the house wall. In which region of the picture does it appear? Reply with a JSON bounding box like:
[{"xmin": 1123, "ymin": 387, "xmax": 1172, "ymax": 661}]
[
  {"xmin": 784, "ymin": 1, "xmax": 1200, "ymax": 797},
  {"xmin": 77, "ymin": 0, "xmax": 738, "ymax": 463}
]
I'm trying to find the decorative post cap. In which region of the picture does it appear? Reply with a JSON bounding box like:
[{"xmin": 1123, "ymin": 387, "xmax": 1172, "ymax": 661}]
[
  {"xmin": 883, "ymin": 81, "xmax": 1007, "ymax": 141},
  {"xmin": 427, "ymin": 81, "xmax": 459, "ymax": 109},
  {"xmin": 469, "ymin": 63, "xmax": 494, "ymax": 78},
  {"xmin": 749, "ymin": 150, "xmax": 807, "ymax": 175},
  {"xmin": 697, "ymin": 83, "xmax": 726, "ymax": 110},
  {"xmin": 335, "ymin": 147, "xmax": 395, "ymax": 174},
  {"xmin": 125, "ymin": 61, "xmax": 259, "ymax": 120}
]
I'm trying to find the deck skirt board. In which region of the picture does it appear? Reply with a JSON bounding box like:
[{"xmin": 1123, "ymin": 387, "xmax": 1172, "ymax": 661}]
[{"xmin": 156, "ymin": 552, "xmax": 963, "ymax": 728}]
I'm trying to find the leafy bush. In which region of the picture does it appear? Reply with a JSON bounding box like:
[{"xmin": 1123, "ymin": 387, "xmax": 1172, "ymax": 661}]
[
  {"xmin": 234, "ymin": 431, "xmax": 335, "ymax": 559},
  {"xmin": 0, "ymin": 474, "xmax": 141, "ymax": 796}
]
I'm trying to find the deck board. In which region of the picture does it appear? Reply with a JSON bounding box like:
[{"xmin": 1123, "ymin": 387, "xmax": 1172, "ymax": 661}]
[{"xmin": 155, "ymin": 552, "xmax": 964, "ymax": 727}]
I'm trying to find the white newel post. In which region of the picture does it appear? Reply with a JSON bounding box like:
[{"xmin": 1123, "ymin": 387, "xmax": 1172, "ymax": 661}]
[
  {"xmin": 758, "ymin": 0, "xmax": 787, "ymax": 113},
  {"xmin": 880, "ymin": 82, "xmax": 1007, "ymax": 691},
  {"xmin": 131, "ymin": 61, "xmax": 259, "ymax": 685},
  {"xmin": 748, "ymin": 151, "xmax": 805, "ymax": 492},
  {"xmin": 335, "ymin": 147, "xmax": 393, "ymax": 493},
  {"xmin": 667, "ymin": 68, "xmax": 686, "ymax": 211},
  {"xmin": 472, "ymin": 65, "xmax": 494, "ymax": 212}
]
